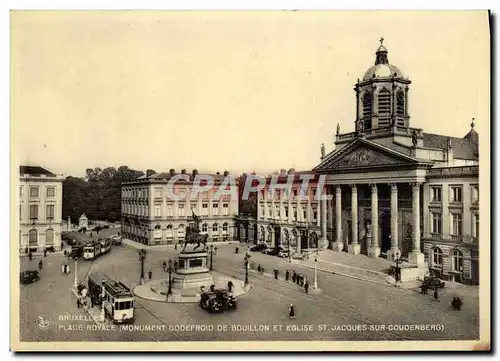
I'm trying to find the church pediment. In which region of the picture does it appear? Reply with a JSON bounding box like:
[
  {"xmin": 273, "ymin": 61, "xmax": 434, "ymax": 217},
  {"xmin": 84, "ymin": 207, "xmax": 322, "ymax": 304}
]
[{"xmin": 315, "ymin": 139, "xmax": 417, "ymax": 172}]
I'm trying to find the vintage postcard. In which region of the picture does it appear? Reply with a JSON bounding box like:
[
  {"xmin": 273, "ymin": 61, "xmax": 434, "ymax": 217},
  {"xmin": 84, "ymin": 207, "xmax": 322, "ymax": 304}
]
[{"xmin": 10, "ymin": 10, "xmax": 490, "ymax": 352}]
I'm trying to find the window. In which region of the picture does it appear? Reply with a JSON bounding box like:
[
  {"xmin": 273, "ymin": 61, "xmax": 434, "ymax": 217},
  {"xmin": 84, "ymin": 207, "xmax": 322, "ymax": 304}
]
[
  {"xmin": 167, "ymin": 205, "xmax": 173, "ymax": 217},
  {"xmin": 302, "ymin": 207, "xmax": 307, "ymax": 221},
  {"xmin": 29, "ymin": 187, "xmax": 39, "ymax": 198},
  {"xmin": 471, "ymin": 185, "xmax": 479, "ymax": 203},
  {"xmin": 451, "ymin": 213, "xmax": 463, "ymax": 236},
  {"xmin": 154, "ymin": 189, "xmax": 162, "ymax": 198},
  {"xmin": 430, "ymin": 186, "xmax": 442, "ymax": 202},
  {"xmin": 396, "ymin": 90, "xmax": 405, "ymax": 116},
  {"xmin": 178, "ymin": 204, "xmax": 185, "ymax": 217},
  {"xmin": 201, "ymin": 223, "xmax": 208, "ymax": 233},
  {"xmin": 19, "ymin": 205, "xmax": 22, "ymax": 220},
  {"xmin": 155, "ymin": 206, "xmax": 161, "ymax": 218},
  {"xmin": 29, "ymin": 229, "xmax": 37, "ymax": 246},
  {"xmin": 473, "ymin": 213, "xmax": 479, "ymax": 238},
  {"xmin": 223, "ymin": 223, "xmax": 228, "ymax": 232},
  {"xmin": 451, "ymin": 186, "xmax": 463, "ymax": 202},
  {"xmin": 212, "ymin": 223, "xmax": 218, "ymax": 233},
  {"xmin": 451, "ymin": 249, "xmax": 463, "ymax": 272},
  {"xmin": 284, "ymin": 206, "xmax": 289, "ymax": 218},
  {"xmin": 46, "ymin": 205, "xmax": 55, "ymax": 221},
  {"xmin": 178, "ymin": 224, "xmax": 185, "ymax": 239},
  {"xmin": 313, "ymin": 207, "xmax": 318, "ymax": 221},
  {"xmin": 293, "ymin": 208, "xmax": 297, "ymax": 221},
  {"xmin": 431, "ymin": 212, "xmax": 442, "ymax": 234},
  {"xmin": 378, "ymin": 88, "xmax": 391, "ymax": 126},
  {"xmin": 223, "ymin": 203, "xmax": 229, "ymax": 215},
  {"xmin": 432, "ymin": 247, "xmax": 443, "ymax": 267},
  {"xmin": 213, "ymin": 203, "xmax": 219, "ymax": 216},
  {"xmin": 275, "ymin": 206, "xmax": 280, "ymax": 218},
  {"xmin": 292, "ymin": 189, "xmax": 298, "ymax": 197},
  {"xmin": 29, "ymin": 205, "xmax": 38, "ymax": 220},
  {"xmin": 202, "ymin": 203, "xmax": 208, "ymax": 216},
  {"xmin": 20, "ymin": 186, "xmax": 23, "ymax": 197},
  {"xmin": 362, "ymin": 92, "xmax": 372, "ymax": 118}
]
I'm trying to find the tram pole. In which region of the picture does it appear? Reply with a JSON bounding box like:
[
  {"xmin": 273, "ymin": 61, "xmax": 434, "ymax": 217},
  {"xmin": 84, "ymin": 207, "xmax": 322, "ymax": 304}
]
[
  {"xmin": 73, "ymin": 258, "xmax": 78, "ymax": 289},
  {"xmin": 100, "ymin": 280, "xmax": 106, "ymax": 323}
]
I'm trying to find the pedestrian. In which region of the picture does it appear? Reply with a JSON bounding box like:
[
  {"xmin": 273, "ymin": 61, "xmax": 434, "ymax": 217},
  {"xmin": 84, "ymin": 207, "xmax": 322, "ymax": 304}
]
[
  {"xmin": 288, "ymin": 304, "xmax": 296, "ymax": 319},
  {"xmin": 174, "ymin": 243, "xmax": 178, "ymax": 251},
  {"xmin": 227, "ymin": 280, "xmax": 234, "ymax": 293},
  {"xmin": 28, "ymin": 252, "xmax": 32, "ymax": 261},
  {"xmin": 456, "ymin": 297, "xmax": 463, "ymax": 310},
  {"xmin": 235, "ymin": 247, "xmax": 239, "ymax": 254},
  {"xmin": 300, "ymin": 276, "xmax": 305, "ymax": 287},
  {"xmin": 90, "ymin": 232, "xmax": 93, "ymax": 238},
  {"xmin": 64, "ymin": 249, "xmax": 68, "ymax": 256},
  {"xmin": 43, "ymin": 249, "xmax": 47, "ymax": 257},
  {"xmin": 174, "ymin": 260, "xmax": 178, "ymax": 272},
  {"xmin": 285, "ymin": 270, "xmax": 290, "ymax": 281},
  {"xmin": 76, "ymin": 298, "xmax": 80, "ymax": 309},
  {"xmin": 261, "ymin": 267, "xmax": 265, "ymax": 275},
  {"xmin": 148, "ymin": 270, "xmax": 152, "ymax": 280},
  {"xmin": 257, "ymin": 265, "xmax": 261, "ymax": 274},
  {"xmin": 61, "ymin": 265, "xmax": 65, "ymax": 274},
  {"xmin": 38, "ymin": 260, "xmax": 43, "ymax": 270},
  {"xmin": 292, "ymin": 271, "xmax": 296, "ymax": 283},
  {"xmin": 274, "ymin": 269, "xmax": 279, "ymax": 279},
  {"xmin": 162, "ymin": 261, "xmax": 167, "ymax": 271},
  {"xmin": 433, "ymin": 288, "xmax": 439, "ymax": 301},
  {"xmin": 210, "ymin": 284, "xmax": 215, "ymax": 292},
  {"xmin": 214, "ymin": 246, "xmax": 218, "ymax": 255},
  {"xmin": 304, "ymin": 281, "xmax": 309, "ymax": 294}
]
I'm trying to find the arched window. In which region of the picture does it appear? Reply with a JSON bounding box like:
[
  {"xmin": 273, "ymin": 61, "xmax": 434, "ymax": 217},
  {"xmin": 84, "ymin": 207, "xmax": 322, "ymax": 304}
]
[
  {"xmin": 166, "ymin": 224, "xmax": 173, "ymax": 229},
  {"xmin": 177, "ymin": 224, "xmax": 185, "ymax": 239},
  {"xmin": 451, "ymin": 249, "xmax": 463, "ymax": 272},
  {"xmin": 212, "ymin": 223, "xmax": 218, "ymax": 233},
  {"xmin": 201, "ymin": 223, "xmax": 208, "ymax": 233},
  {"xmin": 362, "ymin": 92, "xmax": 372, "ymax": 118},
  {"xmin": 396, "ymin": 90, "xmax": 405, "ymax": 116},
  {"xmin": 45, "ymin": 228, "xmax": 54, "ymax": 245},
  {"xmin": 431, "ymin": 247, "xmax": 443, "ymax": 267},
  {"xmin": 154, "ymin": 224, "xmax": 161, "ymax": 239},
  {"xmin": 378, "ymin": 88, "xmax": 391, "ymax": 126},
  {"xmin": 29, "ymin": 229, "xmax": 37, "ymax": 246},
  {"xmin": 222, "ymin": 222, "xmax": 228, "ymax": 232}
]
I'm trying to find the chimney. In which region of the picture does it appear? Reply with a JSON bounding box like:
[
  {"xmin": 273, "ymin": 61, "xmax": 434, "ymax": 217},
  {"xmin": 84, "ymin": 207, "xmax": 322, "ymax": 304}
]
[
  {"xmin": 169, "ymin": 169, "xmax": 175, "ymax": 176},
  {"xmin": 192, "ymin": 169, "xmax": 198, "ymax": 177},
  {"xmin": 224, "ymin": 171, "xmax": 229, "ymax": 177},
  {"xmin": 181, "ymin": 169, "xmax": 186, "ymax": 174},
  {"xmin": 288, "ymin": 168, "xmax": 295, "ymax": 174},
  {"xmin": 216, "ymin": 171, "xmax": 221, "ymax": 175},
  {"xmin": 280, "ymin": 168, "xmax": 287, "ymax": 176}
]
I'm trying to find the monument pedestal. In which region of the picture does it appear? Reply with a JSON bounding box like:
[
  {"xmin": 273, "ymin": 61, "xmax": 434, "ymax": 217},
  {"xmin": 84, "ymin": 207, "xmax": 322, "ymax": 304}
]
[{"xmin": 172, "ymin": 250, "xmax": 214, "ymax": 290}]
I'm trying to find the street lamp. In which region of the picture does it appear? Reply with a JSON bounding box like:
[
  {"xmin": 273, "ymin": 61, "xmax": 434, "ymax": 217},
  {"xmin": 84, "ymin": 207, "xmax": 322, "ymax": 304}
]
[
  {"xmin": 73, "ymin": 255, "xmax": 79, "ymax": 289},
  {"xmin": 391, "ymin": 250, "xmax": 402, "ymax": 287},
  {"xmin": 100, "ymin": 280, "xmax": 106, "ymax": 322},
  {"xmin": 244, "ymin": 253, "xmax": 250, "ymax": 286},
  {"xmin": 138, "ymin": 249, "xmax": 146, "ymax": 285},
  {"xmin": 167, "ymin": 259, "xmax": 173, "ymax": 296},
  {"xmin": 209, "ymin": 244, "xmax": 215, "ymax": 271},
  {"xmin": 313, "ymin": 249, "xmax": 318, "ymax": 289}
]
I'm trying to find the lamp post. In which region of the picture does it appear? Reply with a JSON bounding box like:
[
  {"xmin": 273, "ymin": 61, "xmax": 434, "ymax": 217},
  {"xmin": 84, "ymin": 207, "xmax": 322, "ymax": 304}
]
[
  {"xmin": 391, "ymin": 250, "xmax": 402, "ymax": 287},
  {"xmin": 313, "ymin": 249, "xmax": 318, "ymax": 289},
  {"xmin": 100, "ymin": 280, "xmax": 106, "ymax": 322},
  {"xmin": 244, "ymin": 253, "xmax": 250, "ymax": 286},
  {"xmin": 138, "ymin": 249, "xmax": 146, "ymax": 285},
  {"xmin": 167, "ymin": 259, "xmax": 173, "ymax": 296},
  {"xmin": 287, "ymin": 233, "xmax": 292, "ymax": 263},
  {"xmin": 209, "ymin": 244, "xmax": 215, "ymax": 271},
  {"xmin": 73, "ymin": 255, "xmax": 79, "ymax": 289}
]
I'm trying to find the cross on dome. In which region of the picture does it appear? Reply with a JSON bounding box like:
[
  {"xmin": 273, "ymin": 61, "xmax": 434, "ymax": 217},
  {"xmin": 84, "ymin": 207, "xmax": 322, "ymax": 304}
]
[{"xmin": 379, "ymin": 37, "xmax": 384, "ymax": 45}]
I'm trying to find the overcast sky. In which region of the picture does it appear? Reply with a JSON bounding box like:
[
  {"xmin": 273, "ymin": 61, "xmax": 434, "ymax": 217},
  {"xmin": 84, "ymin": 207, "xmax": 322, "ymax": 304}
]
[{"xmin": 11, "ymin": 10, "xmax": 489, "ymax": 177}]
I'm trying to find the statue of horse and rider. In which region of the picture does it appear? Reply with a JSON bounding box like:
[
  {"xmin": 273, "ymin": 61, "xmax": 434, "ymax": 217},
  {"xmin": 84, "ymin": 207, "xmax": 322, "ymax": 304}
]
[{"xmin": 180, "ymin": 210, "xmax": 208, "ymax": 252}]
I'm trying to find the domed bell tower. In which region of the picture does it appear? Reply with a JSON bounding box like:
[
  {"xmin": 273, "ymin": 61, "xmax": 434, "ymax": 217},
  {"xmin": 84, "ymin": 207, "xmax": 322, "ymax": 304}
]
[{"xmin": 354, "ymin": 38, "xmax": 412, "ymax": 135}]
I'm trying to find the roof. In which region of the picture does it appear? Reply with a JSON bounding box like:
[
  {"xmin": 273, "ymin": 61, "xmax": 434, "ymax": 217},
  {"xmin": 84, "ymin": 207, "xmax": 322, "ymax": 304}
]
[
  {"xmin": 19, "ymin": 166, "xmax": 55, "ymax": 176},
  {"xmin": 423, "ymin": 133, "xmax": 478, "ymax": 160},
  {"xmin": 363, "ymin": 63, "xmax": 404, "ymax": 81}
]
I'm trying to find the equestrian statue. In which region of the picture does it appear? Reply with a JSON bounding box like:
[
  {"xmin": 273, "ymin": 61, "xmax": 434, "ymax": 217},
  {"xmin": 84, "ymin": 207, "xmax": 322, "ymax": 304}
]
[{"xmin": 181, "ymin": 210, "xmax": 208, "ymax": 252}]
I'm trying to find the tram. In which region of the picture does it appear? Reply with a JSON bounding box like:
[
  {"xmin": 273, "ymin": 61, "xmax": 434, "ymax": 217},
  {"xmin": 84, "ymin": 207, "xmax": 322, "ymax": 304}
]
[
  {"xmin": 87, "ymin": 272, "xmax": 135, "ymax": 324},
  {"xmin": 83, "ymin": 238, "xmax": 112, "ymax": 260}
]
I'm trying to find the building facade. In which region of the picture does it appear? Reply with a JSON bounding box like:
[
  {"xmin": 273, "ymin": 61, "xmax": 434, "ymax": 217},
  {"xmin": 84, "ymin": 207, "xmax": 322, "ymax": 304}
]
[
  {"xmin": 19, "ymin": 166, "xmax": 64, "ymax": 253},
  {"xmin": 121, "ymin": 169, "xmax": 239, "ymax": 246},
  {"xmin": 312, "ymin": 40, "xmax": 479, "ymax": 284}
]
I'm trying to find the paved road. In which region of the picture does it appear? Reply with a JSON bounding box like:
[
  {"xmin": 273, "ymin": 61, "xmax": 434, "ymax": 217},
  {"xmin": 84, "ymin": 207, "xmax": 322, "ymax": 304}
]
[{"xmin": 19, "ymin": 241, "xmax": 479, "ymax": 342}]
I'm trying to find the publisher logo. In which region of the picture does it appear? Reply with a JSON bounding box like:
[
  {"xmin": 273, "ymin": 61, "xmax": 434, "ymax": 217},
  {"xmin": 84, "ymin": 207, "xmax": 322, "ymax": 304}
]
[{"xmin": 36, "ymin": 314, "xmax": 51, "ymax": 330}]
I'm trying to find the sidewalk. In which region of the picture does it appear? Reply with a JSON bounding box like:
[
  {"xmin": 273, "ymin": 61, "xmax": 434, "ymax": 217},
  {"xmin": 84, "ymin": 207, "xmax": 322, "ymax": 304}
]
[{"xmin": 122, "ymin": 238, "xmax": 240, "ymax": 252}]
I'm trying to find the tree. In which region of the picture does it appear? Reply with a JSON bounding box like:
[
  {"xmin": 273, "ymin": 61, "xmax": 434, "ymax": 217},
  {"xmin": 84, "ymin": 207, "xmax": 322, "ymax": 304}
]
[{"xmin": 146, "ymin": 169, "xmax": 156, "ymax": 177}]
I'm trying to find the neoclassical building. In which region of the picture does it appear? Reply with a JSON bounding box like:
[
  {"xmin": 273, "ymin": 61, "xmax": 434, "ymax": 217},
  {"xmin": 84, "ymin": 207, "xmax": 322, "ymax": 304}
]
[
  {"xmin": 312, "ymin": 40, "xmax": 479, "ymax": 283},
  {"xmin": 19, "ymin": 166, "xmax": 64, "ymax": 253},
  {"xmin": 121, "ymin": 169, "xmax": 239, "ymax": 246}
]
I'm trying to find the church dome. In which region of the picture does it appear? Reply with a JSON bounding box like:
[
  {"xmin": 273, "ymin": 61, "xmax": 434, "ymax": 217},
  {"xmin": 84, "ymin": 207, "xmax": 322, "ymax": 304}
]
[{"xmin": 362, "ymin": 40, "xmax": 404, "ymax": 81}]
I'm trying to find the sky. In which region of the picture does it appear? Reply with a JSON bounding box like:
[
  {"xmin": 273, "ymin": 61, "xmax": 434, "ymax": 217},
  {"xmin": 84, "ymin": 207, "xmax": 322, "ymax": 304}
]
[{"xmin": 10, "ymin": 10, "xmax": 490, "ymax": 178}]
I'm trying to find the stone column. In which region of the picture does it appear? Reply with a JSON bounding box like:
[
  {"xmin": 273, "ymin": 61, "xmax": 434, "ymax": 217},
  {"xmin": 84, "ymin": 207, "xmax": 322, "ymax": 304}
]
[
  {"xmin": 368, "ymin": 184, "xmax": 381, "ymax": 258},
  {"xmin": 409, "ymin": 182, "xmax": 425, "ymax": 266},
  {"xmin": 348, "ymin": 185, "xmax": 360, "ymax": 254},
  {"xmin": 333, "ymin": 186, "xmax": 343, "ymax": 252},
  {"xmin": 386, "ymin": 183, "xmax": 400, "ymax": 261},
  {"xmin": 320, "ymin": 194, "xmax": 328, "ymax": 249}
]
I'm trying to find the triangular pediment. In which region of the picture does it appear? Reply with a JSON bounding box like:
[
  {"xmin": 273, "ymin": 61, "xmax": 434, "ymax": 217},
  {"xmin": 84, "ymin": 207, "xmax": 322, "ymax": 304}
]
[{"xmin": 314, "ymin": 138, "xmax": 418, "ymax": 172}]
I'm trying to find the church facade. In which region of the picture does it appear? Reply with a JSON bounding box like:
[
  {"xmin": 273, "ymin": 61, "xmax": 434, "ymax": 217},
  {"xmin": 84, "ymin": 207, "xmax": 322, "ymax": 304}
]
[{"xmin": 312, "ymin": 40, "xmax": 479, "ymax": 284}]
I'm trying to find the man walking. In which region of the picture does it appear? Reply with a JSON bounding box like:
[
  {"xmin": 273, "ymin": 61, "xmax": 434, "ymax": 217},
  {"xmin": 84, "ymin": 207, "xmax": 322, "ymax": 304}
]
[
  {"xmin": 433, "ymin": 287, "xmax": 439, "ymax": 302},
  {"xmin": 28, "ymin": 252, "xmax": 32, "ymax": 261},
  {"xmin": 273, "ymin": 269, "xmax": 279, "ymax": 280},
  {"xmin": 304, "ymin": 281, "xmax": 310, "ymax": 294},
  {"xmin": 292, "ymin": 271, "xmax": 297, "ymax": 283},
  {"xmin": 148, "ymin": 270, "xmax": 152, "ymax": 280},
  {"xmin": 227, "ymin": 280, "xmax": 234, "ymax": 293},
  {"xmin": 285, "ymin": 270, "xmax": 290, "ymax": 282}
]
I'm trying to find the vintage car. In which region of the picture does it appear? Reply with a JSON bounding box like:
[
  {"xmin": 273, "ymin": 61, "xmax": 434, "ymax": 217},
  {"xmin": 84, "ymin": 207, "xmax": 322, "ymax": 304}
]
[
  {"xmin": 265, "ymin": 246, "xmax": 286, "ymax": 256},
  {"xmin": 214, "ymin": 289, "xmax": 237, "ymax": 310},
  {"xmin": 110, "ymin": 235, "xmax": 122, "ymax": 245},
  {"xmin": 20, "ymin": 270, "xmax": 40, "ymax": 284},
  {"xmin": 199, "ymin": 292, "xmax": 223, "ymax": 313},
  {"xmin": 277, "ymin": 248, "xmax": 290, "ymax": 258},
  {"xmin": 67, "ymin": 245, "xmax": 84, "ymax": 259},
  {"xmin": 249, "ymin": 244, "xmax": 267, "ymax": 252},
  {"xmin": 422, "ymin": 276, "xmax": 445, "ymax": 289}
]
